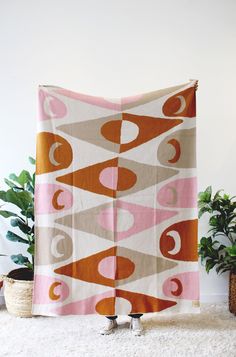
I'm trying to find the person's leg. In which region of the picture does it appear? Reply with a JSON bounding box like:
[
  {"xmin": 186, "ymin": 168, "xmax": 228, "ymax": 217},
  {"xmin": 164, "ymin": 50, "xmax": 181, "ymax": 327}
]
[
  {"xmin": 100, "ymin": 316, "xmax": 118, "ymax": 335},
  {"xmin": 129, "ymin": 314, "xmax": 144, "ymax": 336},
  {"xmin": 128, "ymin": 313, "xmax": 143, "ymax": 318},
  {"xmin": 106, "ymin": 315, "xmax": 118, "ymax": 320}
]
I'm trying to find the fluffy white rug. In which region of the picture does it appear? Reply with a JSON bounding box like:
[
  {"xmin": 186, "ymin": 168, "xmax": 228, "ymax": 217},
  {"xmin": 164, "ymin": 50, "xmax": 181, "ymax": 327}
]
[{"xmin": 0, "ymin": 303, "xmax": 235, "ymax": 357}]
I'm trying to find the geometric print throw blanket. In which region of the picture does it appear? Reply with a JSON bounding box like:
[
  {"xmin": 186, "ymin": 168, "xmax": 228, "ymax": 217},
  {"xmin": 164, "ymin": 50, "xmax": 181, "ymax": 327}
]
[{"xmin": 32, "ymin": 80, "xmax": 200, "ymax": 316}]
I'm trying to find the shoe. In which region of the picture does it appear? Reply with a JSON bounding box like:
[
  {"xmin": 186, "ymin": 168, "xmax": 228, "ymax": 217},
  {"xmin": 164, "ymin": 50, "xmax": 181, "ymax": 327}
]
[
  {"xmin": 100, "ymin": 319, "xmax": 118, "ymax": 335},
  {"xmin": 130, "ymin": 317, "xmax": 143, "ymax": 336}
]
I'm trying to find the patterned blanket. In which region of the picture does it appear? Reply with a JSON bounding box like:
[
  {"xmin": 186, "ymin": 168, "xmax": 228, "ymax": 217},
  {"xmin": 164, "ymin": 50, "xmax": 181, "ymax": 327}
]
[{"xmin": 32, "ymin": 80, "xmax": 200, "ymax": 316}]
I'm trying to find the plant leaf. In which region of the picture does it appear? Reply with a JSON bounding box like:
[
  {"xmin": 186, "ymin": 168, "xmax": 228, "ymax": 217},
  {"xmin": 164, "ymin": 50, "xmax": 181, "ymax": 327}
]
[
  {"xmin": 26, "ymin": 182, "xmax": 34, "ymax": 194},
  {"xmin": 10, "ymin": 254, "xmax": 30, "ymax": 266},
  {"xmin": 5, "ymin": 190, "xmax": 33, "ymax": 211},
  {"xmin": 28, "ymin": 156, "xmax": 36, "ymax": 165},
  {"xmin": 27, "ymin": 244, "xmax": 35, "ymax": 255},
  {"xmin": 198, "ymin": 206, "xmax": 211, "ymax": 218},
  {"xmin": 213, "ymin": 189, "xmax": 224, "ymax": 200},
  {"xmin": 0, "ymin": 191, "xmax": 7, "ymax": 202},
  {"xmin": 4, "ymin": 178, "xmax": 20, "ymax": 189},
  {"xmin": 205, "ymin": 259, "xmax": 216, "ymax": 273},
  {"xmin": 6, "ymin": 231, "xmax": 28, "ymax": 244},
  {"xmin": 0, "ymin": 210, "xmax": 18, "ymax": 218},
  {"xmin": 225, "ymin": 245, "xmax": 236, "ymax": 257},
  {"xmin": 8, "ymin": 173, "xmax": 18, "ymax": 182},
  {"xmin": 10, "ymin": 218, "xmax": 31, "ymax": 234},
  {"xmin": 17, "ymin": 170, "xmax": 32, "ymax": 186}
]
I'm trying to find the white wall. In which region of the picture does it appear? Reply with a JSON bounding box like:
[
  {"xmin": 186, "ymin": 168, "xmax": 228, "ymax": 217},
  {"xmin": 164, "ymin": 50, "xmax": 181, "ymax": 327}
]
[{"xmin": 0, "ymin": 0, "xmax": 236, "ymax": 302}]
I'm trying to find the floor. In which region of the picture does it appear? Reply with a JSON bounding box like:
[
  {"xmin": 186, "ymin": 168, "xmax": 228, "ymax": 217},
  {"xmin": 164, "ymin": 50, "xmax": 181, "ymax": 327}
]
[{"xmin": 0, "ymin": 303, "xmax": 235, "ymax": 357}]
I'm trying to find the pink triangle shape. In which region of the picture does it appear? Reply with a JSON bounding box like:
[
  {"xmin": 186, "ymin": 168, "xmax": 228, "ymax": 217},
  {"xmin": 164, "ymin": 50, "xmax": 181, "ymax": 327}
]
[{"xmin": 97, "ymin": 200, "xmax": 178, "ymax": 241}]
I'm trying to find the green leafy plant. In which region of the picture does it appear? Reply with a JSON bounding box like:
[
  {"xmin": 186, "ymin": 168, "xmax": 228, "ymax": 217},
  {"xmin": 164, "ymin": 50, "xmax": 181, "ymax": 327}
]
[
  {"xmin": 0, "ymin": 157, "xmax": 35, "ymax": 270},
  {"xmin": 198, "ymin": 186, "xmax": 236, "ymax": 274}
]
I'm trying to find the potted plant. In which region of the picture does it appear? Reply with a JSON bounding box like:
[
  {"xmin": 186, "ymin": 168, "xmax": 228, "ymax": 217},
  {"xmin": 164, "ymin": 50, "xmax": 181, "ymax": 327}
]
[
  {"xmin": 0, "ymin": 256, "xmax": 5, "ymax": 292},
  {"xmin": 198, "ymin": 186, "xmax": 236, "ymax": 315},
  {"xmin": 0, "ymin": 157, "xmax": 35, "ymax": 317}
]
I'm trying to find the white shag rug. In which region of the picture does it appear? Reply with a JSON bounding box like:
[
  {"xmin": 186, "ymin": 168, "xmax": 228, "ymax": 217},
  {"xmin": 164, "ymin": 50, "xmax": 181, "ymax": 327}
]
[{"xmin": 0, "ymin": 303, "xmax": 235, "ymax": 357}]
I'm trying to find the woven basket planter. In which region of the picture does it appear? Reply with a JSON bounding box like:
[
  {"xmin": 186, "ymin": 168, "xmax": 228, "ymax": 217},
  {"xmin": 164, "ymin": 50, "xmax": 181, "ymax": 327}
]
[
  {"xmin": 229, "ymin": 271, "xmax": 236, "ymax": 315},
  {"xmin": 1, "ymin": 268, "xmax": 34, "ymax": 318}
]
